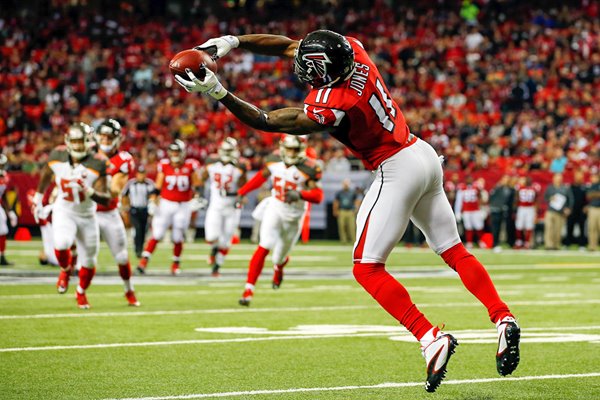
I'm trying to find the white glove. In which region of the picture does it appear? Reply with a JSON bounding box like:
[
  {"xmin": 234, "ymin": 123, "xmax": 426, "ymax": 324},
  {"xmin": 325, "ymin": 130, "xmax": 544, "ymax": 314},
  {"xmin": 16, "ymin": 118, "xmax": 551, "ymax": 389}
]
[
  {"xmin": 195, "ymin": 35, "xmax": 239, "ymax": 59},
  {"xmin": 174, "ymin": 67, "xmax": 228, "ymax": 100},
  {"xmin": 8, "ymin": 211, "xmax": 17, "ymax": 227},
  {"xmin": 190, "ymin": 196, "xmax": 208, "ymax": 212},
  {"xmin": 455, "ymin": 213, "xmax": 462, "ymax": 223},
  {"xmin": 148, "ymin": 201, "xmax": 158, "ymax": 217},
  {"xmin": 31, "ymin": 192, "xmax": 44, "ymax": 224},
  {"xmin": 438, "ymin": 155, "xmax": 445, "ymax": 165},
  {"xmin": 73, "ymin": 178, "xmax": 95, "ymax": 198}
]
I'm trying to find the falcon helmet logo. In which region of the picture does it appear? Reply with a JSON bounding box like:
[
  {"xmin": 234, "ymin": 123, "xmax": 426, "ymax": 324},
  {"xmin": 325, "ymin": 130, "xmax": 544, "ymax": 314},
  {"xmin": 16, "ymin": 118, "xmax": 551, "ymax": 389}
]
[{"xmin": 301, "ymin": 53, "xmax": 332, "ymax": 80}]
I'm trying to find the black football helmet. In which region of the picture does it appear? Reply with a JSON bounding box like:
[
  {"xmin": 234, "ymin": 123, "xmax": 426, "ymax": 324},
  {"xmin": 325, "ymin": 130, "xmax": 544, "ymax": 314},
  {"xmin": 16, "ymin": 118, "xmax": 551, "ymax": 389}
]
[
  {"xmin": 294, "ymin": 30, "xmax": 355, "ymax": 88},
  {"xmin": 96, "ymin": 118, "xmax": 123, "ymax": 154}
]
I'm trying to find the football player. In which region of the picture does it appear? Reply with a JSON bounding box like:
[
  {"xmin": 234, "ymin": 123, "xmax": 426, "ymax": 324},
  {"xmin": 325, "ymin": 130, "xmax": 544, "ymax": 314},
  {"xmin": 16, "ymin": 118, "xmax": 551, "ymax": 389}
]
[
  {"xmin": 514, "ymin": 176, "xmax": 540, "ymax": 249},
  {"xmin": 454, "ymin": 176, "xmax": 488, "ymax": 248},
  {"xmin": 27, "ymin": 187, "xmax": 59, "ymax": 266},
  {"xmin": 199, "ymin": 138, "xmax": 247, "ymax": 276},
  {"xmin": 176, "ymin": 30, "xmax": 520, "ymax": 391},
  {"xmin": 95, "ymin": 119, "xmax": 140, "ymax": 306},
  {"xmin": 0, "ymin": 154, "xmax": 18, "ymax": 266},
  {"xmin": 32, "ymin": 123, "xmax": 110, "ymax": 309},
  {"xmin": 137, "ymin": 140, "xmax": 202, "ymax": 275},
  {"xmin": 236, "ymin": 135, "xmax": 323, "ymax": 305}
]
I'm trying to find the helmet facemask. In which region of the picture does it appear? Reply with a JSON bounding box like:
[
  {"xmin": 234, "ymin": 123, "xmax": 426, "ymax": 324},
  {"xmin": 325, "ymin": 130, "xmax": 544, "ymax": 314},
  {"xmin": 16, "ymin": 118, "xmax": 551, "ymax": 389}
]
[
  {"xmin": 218, "ymin": 138, "xmax": 240, "ymax": 164},
  {"xmin": 280, "ymin": 136, "xmax": 307, "ymax": 165},
  {"xmin": 65, "ymin": 123, "xmax": 95, "ymax": 160},
  {"xmin": 96, "ymin": 119, "xmax": 122, "ymax": 154},
  {"xmin": 168, "ymin": 139, "xmax": 186, "ymax": 165}
]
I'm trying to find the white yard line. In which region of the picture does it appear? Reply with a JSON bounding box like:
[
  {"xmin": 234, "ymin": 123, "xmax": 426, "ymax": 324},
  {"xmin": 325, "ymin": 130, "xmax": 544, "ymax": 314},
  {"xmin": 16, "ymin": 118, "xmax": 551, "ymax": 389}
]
[
  {"xmin": 2, "ymin": 299, "xmax": 600, "ymax": 320},
  {"xmin": 103, "ymin": 373, "xmax": 600, "ymax": 400}
]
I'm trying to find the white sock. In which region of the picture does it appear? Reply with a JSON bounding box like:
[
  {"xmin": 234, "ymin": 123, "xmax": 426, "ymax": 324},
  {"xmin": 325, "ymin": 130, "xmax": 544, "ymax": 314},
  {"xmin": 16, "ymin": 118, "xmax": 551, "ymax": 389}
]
[
  {"xmin": 419, "ymin": 326, "xmax": 439, "ymax": 349},
  {"xmin": 76, "ymin": 286, "xmax": 85, "ymax": 295},
  {"xmin": 123, "ymin": 280, "xmax": 133, "ymax": 292},
  {"xmin": 245, "ymin": 283, "xmax": 255, "ymax": 291}
]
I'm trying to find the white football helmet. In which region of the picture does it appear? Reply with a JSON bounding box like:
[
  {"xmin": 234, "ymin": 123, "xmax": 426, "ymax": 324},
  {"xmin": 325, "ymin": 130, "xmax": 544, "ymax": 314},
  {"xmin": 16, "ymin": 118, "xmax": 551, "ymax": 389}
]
[
  {"xmin": 168, "ymin": 139, "xmax": 186, "ymax": 164},
  {"xmin": 279, "ymin": 135, "xmax": 307, "ymax": 165},
  {"xmin": 218, "ymin": 138, "xmax": 240, "ymax": 164},
  {"xmin": 95, "ymin": 118, "xmax": 123, "ymax": 154},
  {"xmin": 65, "ymin": 122, "xmax": 95, "ymax": 160}
]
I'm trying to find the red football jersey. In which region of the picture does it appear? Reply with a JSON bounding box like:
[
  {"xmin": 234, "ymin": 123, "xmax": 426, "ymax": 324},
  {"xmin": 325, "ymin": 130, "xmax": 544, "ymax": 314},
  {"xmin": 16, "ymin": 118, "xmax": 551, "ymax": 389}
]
[
  {"xmin": 97, "ymin": 151, "xmax": 135, "ymax": 212},
  {"xmin": 458, "ymin": 184, "xmax": 481, "ymax": 211},
  {"xmin": 158, "ymin": 158, "xmax": 200, "ymax": 202},
  {"xmin": 516, "ymin": 184, "xmax": 540, "ymax": 207},
  {"xmin": 303, "ymin": 37, "xmax": 412, "ymax": 170}
]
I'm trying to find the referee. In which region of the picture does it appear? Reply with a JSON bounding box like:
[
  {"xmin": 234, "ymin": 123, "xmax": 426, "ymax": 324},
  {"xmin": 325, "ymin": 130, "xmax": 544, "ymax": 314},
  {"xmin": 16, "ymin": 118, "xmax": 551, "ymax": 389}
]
[{"xmin": 122, "ymin": 165, "xmax": 155, "ymax": 258}]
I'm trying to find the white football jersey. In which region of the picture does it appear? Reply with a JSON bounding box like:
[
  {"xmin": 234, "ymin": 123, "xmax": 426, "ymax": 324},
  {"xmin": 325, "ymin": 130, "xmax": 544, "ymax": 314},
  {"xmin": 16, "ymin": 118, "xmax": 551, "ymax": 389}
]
[
  {"xmin": 205, "ymin": 156, "xmax": 248, "ymax": 210},
  {"xmin": 48, "ymin": 146, "xmax": 107, "ymax": 216},
  {"xmin": 265, "ymin": 155, "xmax": 322, "ymax": 221}
]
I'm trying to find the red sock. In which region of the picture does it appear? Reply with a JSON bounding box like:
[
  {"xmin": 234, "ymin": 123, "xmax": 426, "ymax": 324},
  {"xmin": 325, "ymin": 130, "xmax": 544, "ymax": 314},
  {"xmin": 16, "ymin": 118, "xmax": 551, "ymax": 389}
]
[
  {"xmin": 516, "ymin": 230, "xmax": 523, "ymax": 242},
  {"xmin": 441, "ymin": 243, "xmax": 512, "ymax": 323},
  {"xmin": 353, "ymin": 262, "xmax": 433, "ymax": 340},
  {"xmin": 476, "ymin": 230, "xmax": 484, "ymax": 242},
  {"xmin": 118, "ymin": 262, "xmax": 131, "ymax": 280},
  {"xmin": 465, "ymin": 230, "xmax": 474, "ymax": 244},
  {"xmin": 218, "ymin": 248, "xmax": 229, "ymax": 256},
  {"xmin": 247, "ymin": 246, "xmax": 269, "ymax": 285},
  {"xmin": 525, "ymin": 230, "xmax": 532, "ymax": 244},
  {"xmin": 173, "ymin": 242, "xmax": 183, "ymax": 258},
  {"xmin": 145, "ymin": 238, "xmax": 158, "ymax": 254},
  {"xmin": 0, "ymin": 235, "xmax": 6, "ymax": 253},
  {"xmin": 54, "ymin": 249, "xmax": 71, "ymax": 269},
  {"xmin": 78, "ymin": 267, "xmax": 96, "ymax": 290}
]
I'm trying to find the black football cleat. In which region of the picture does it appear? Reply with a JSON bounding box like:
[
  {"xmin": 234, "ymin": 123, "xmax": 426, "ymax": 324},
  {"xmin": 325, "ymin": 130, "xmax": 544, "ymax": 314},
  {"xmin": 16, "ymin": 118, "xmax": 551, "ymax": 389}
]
[
  {"xmin": 0, "ymin": 255, "xmax": 13, "ymax": 266},
  {"xmin": 496, "ymin": 317, "xmax": 521, "ymax": 376},
  {"xmin": 211, "ymin": 264, "xmax": 221, "ymax": 277},
  {"xmin": 422, "ymin": 332, "xmax": 458, "ymax": 393},
  {"xmin": 238, "ymin": 289, "xmax": 253, "ymax": 306}
]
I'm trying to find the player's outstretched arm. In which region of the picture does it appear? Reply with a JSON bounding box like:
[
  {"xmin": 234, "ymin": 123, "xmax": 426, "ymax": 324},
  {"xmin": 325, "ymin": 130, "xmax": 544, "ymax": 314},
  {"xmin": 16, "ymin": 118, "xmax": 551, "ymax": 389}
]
[
  {"xmin": 221, "ymin": 94, "xmax": 323, "ymax": 135},
  {"xmin": 238, "ymin": 35, "xmax": 299, "ymax": 58},
  {"xmin": 196, "ymin": 34, "xmax": 298, "ymax": 59}
]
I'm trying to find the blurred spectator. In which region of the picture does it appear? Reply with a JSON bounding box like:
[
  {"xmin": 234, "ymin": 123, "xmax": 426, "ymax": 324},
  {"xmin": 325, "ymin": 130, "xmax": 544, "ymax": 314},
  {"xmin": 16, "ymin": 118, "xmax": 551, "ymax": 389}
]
[
  {"xmin": 549, "ymin": 148, "xmax": 568, "ymax": 174},
  {"xmin": 543, "ymin": 174, "xmax": 574, "ymax": 250},
  {"xmin": 325, "ymin": 149, "xmax": 352, "ymax": 174},
  {"xmin": 566, "ymin": 171, "xmax": 588, "ymax": 248},
  {"xmin": 586, "ymin": 172, "xmax": 600, "ymax": 251},
  {"xmin": 454, "ymin": 176, "xmax": 487, "ymax": 248},
  {"xmin": 488, "ymin": 175, "xmax": 514, "ymax": 250},
  {"xmin": 333, "ymin": 178, "xmax": 360, "ymax": 244}
]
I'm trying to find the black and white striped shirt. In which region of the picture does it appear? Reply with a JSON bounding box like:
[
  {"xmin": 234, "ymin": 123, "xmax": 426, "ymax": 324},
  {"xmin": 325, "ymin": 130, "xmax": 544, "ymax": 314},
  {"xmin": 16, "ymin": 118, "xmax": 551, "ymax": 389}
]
[{"xmin": 122, "ymin": 178, "xmax": 155, "ymax": 208}]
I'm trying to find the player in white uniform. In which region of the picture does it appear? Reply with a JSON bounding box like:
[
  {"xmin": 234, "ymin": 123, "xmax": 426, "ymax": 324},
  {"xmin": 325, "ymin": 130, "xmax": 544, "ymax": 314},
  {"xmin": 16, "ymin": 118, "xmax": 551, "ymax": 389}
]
[
  {"xmin": 0, "ymin": 154, "xmax": 18, "ymax": 266},
  {"xmin": 199, "ymin": 138, "xmax": 247, "ymax": 276},
  {"xmin": 236, "ymin": 136, "xmax": 323, "ymax": 305},
  {"xmin": 32, "ymin": 123, "xmax": 110, "ymax": 309},
  {"xmin": 95, "ymin": 119, "xmax": 140, "ymax": 306}
]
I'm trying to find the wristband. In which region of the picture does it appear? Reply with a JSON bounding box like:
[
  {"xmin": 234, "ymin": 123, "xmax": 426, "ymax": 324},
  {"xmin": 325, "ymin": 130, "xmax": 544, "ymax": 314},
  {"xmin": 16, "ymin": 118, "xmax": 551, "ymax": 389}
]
[
  {"xmin": 224, "ymin": 35, "xmax": 240, "ymax": 49},
  {"xmin": 209, "ymin": 82, "xmax": 228, "ymax": 100}
]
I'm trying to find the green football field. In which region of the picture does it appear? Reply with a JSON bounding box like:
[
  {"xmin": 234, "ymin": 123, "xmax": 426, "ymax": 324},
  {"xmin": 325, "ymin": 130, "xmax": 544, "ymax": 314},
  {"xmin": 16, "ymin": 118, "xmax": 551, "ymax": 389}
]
[{"xmin": 1, "ymin": 239, "xmax": 599, "ymax": 399}]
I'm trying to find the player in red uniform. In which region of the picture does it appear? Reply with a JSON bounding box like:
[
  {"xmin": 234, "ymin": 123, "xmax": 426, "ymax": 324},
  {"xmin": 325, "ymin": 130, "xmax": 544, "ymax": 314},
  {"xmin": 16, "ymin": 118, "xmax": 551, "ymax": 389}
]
[
  {"xmin": 0, "ymin": 154, "xmax": 18, "ymax": 266},
  {"xmin": 95, "ymin": 119, "xmax": 140, "ymax": 306},
  {"xmin": 454, "ymin": 176, "xmax": 488, "ymax": 248},
  {"xmin": 514, "ymin": 176, "xmax": 540, "ymax": 249},
  {"xmin": 176, "ymin": 30, "xmax": 520, "ymax": 392},
  {"xmin": 137, "ymin": 140, "xmax": 202, "ymax": 275}
]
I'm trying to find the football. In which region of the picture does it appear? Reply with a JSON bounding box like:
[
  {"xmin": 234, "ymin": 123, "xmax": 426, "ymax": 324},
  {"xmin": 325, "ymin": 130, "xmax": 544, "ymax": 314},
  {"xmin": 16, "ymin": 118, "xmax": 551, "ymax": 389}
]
[{"xmin": 169, "ymin": 49, "xmax": 217, "ymax": 81}]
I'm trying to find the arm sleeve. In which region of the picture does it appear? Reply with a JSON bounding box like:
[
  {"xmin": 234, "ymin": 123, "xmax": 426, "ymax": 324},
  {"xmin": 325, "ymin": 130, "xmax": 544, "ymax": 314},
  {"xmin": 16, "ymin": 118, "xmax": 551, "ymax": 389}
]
[
  {"xmin": 300, "ymin": 187, "xmax": 324, "ymax": 204},
  {"xmin": 238, "ymin": 170, "xmax": 268, "ymax": 196}
]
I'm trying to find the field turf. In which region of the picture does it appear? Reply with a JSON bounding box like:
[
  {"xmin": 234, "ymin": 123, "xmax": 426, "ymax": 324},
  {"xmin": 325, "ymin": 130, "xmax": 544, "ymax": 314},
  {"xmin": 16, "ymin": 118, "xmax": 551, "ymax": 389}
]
[{"xmin": 1, "ymin": 240, "xmax": 599, "ymax": 399}]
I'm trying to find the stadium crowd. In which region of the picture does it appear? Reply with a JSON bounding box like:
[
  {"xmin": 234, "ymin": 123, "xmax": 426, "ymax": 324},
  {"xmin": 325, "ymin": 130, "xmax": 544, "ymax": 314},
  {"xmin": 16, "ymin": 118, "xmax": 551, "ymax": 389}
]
[{"xmin": 0, "ymin": 0, "xmax": 598, "ymax": 249}]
